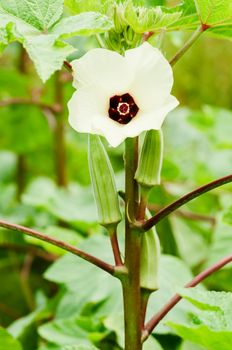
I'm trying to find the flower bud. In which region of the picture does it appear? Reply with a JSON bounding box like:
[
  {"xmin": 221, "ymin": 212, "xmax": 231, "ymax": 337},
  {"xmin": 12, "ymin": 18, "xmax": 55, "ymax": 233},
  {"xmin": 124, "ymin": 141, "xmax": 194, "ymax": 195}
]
[
  {"xmin": 113, "ymin": 3, "xmax": 127, "ymax": 33},
  {"xmin": 140, "ymin": 226, "xmax": 160, "ymax": 291},
  {"xmin": 104, "ymin": 30, "xmax": 122, "ymax": 52},
  {"xmin": 88, "ymin": 135, "xmax": 122, "ymax": 227},
  {"xmin": 135, "ymin": 129, "xmax": 163, "ymax": 188}
]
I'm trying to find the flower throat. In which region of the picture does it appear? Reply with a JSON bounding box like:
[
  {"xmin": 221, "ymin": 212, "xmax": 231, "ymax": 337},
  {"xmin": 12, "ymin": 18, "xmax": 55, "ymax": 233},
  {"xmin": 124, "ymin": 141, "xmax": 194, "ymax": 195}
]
[{"xmin": 108, "ymin": 93, "xmax": 139, "ymax": 124}]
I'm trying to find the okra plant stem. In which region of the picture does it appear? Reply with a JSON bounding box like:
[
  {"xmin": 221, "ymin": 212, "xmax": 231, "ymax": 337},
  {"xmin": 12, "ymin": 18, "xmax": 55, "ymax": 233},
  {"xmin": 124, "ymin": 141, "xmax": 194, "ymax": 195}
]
[{"xmin": 122, "ymin": 137, "xmax": 143, "ymax": 350}]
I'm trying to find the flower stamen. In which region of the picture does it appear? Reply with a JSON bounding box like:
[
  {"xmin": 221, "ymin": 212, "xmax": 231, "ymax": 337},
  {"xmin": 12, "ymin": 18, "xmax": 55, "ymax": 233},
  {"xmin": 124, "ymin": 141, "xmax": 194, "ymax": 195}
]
[{"xmin": 108, "ymin": 93, "xmax": 139, "ymax": 125}]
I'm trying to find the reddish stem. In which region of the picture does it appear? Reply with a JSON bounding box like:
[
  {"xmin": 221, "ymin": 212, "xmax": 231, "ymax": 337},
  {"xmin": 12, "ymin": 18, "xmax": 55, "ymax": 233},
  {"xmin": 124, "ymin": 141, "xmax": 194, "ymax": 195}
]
[
  {"xmin": 143, "ymin": 254, "xmax": 232, "ymax": 341},
  {"xmin": 110, "ymin": 230, "xmax": 123, "ymax": 266},
  {"xmin": 0, "ymin": 219, "xmax": 114, "ymax": 275},
  {"xmin": 142, "ymin": 174, "xmax": 232, "ymax": 232}
]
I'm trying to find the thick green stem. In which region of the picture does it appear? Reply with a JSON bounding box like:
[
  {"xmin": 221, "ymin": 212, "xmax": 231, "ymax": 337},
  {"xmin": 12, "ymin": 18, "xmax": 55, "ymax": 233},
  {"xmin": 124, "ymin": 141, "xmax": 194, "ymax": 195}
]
[{"xmin": 122, "ymin": 138, "xmax": 142, "ymax": 350}]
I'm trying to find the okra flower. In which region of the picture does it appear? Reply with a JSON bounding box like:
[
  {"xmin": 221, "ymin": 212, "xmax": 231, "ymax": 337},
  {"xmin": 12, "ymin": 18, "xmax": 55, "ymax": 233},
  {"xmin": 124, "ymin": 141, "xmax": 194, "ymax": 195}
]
[{"xmin": 68, "ymin": 42, "xmax": 178, "ymax": 147}]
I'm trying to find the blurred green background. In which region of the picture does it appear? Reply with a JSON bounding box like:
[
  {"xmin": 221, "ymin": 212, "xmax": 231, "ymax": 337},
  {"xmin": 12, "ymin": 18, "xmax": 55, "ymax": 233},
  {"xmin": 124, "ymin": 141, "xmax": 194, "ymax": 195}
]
[{"xmin": 0, "ymin": 4, "xmax": 232, "ymax": 350}]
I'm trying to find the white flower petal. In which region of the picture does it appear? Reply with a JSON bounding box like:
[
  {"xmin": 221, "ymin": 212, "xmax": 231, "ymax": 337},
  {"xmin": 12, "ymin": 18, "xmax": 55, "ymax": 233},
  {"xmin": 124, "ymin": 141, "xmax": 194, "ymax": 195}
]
[
  {"xmin": 92, "ymin": 116, "xmax": 126, "ymax": 147},
  {"xmin": 68, "ymin": 43, "xmax": 179, "ymax": 147},
  {"xmin": 68, "ymin": 87, "xmax": 129, "ymax": 147},
  {"xmin": 122, "ymin": 95, "xmax": 179, "ymax": 137},
  {"xmin": 71, "ymin": 48, "xmax": 133, "ymax": 95},
  {"xmin": 68, "ymin": 87, "xmax": 108, "ymax": 133},
  {"xmin": 125, "ymin": 43, "xmax": 174, "ymax": 110}
]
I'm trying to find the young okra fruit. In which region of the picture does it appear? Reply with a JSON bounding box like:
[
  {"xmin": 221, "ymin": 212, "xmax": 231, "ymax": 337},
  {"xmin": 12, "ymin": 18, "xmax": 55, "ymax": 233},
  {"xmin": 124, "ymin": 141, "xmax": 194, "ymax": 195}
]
[
  {"xmin": 88, "ymin": 135, "xmax": 122, "ymax": 228},
  {"xmin": 135, "ymin": 129, "xmax": 163, "ymax": 189},
  {"xmin": 140, "ymin": 225, "xmax": 160, "ymax": 291}
]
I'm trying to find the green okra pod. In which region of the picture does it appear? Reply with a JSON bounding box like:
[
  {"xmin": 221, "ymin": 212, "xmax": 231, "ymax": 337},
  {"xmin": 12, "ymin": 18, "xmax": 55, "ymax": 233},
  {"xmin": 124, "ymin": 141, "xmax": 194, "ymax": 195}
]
[
  {"xmin": 135, "ymin": 129, "xmax": 163, "ymax": 188},
  {"xmin": 88, "ymin": 135, "xmax": 122, "ymax": 227}
]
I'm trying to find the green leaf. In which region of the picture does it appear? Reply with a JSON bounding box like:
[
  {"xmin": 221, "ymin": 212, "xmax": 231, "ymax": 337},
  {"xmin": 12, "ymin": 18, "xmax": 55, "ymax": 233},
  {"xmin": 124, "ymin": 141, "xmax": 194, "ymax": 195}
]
[
  {"xmin": 45, "ymin": 235, "xmax": 120, "ymax": 319},
  {"xmin": 169, "ymin": 216, "xmax": 209, "ymax": 268},
  {"xmin": 0, "ymin": 151, "xmax": 16, "ymax": 183},
  {"xmin": 0, "ymin": 4, "xmax": 112, "ymax": 81},
  {"xmin": 194, "ymin": 0, "xmax": 232, "ymax": 26},
  {"xmin": 51, "ymin": 12, "xmax": 113, "ymax": 37},
  {"xmin": 0, "ymin": 328, "xmax": 22, "ymax": 350},
  {"xmin": 0, "ymin": 27, "xmax": 8, "ymax": 52},
  {"xmin": 0, "ymin": 105, "xmax": 52, "ymax": 153},
  {"xmin": 146, "ymin": 255, "xmax": 194, "ymax": 334},
  {"xmin": 45, "ymin": 234, "xmax": 194, "ymax": 338},
  {"xmin": 0, "ymin": 6, "xmax": 69, "ymax": 81},
  {"xmin": 25, "ymin": 225, "xmax": 83, "ymax": 255},
  {"xmin": 179, "ymin": 341, "xmax": 205, "ymax": 350},
  {"xmin": 0, "ymin": 0, "xmax": 64, "ymax": 31},
  {"xmin": 23, "ymin": 34, "xmax": 75, "ymax": 82},
  {"xmin": 181, "ymin": 0, "xmax": 198, "ymax": 15},
  {"xmin": 64, "ymin": 0, "xmax": 113, "ymax": 14},
  {"xmin": 38, "ymin": 316, "xmax": 106, "ymax": 346},
  {"xmin": 168, "ymin": 288, "xmax": 232, "ymax": 350},
  {"xmin": 143, "ymin": 336, "xmax": 164, "ymax": 350},
  {"xmin": 62, "ymin": 345, "xmax": 99, "ymax": 350},
  {"xmin": 22, "ymin": 177, "xmax": 98, "ymax": 226},
  {"xmin": 208, "ymin": 25, "xmax": 232, "ymax": 40}
]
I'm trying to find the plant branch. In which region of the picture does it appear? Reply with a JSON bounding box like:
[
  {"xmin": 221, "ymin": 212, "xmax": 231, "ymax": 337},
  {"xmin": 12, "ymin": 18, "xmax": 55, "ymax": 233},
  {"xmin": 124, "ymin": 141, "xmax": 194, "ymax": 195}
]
[
  {"xmin": 122, "ymin": 137, "xmax": 142, "ymax": 350},
  {"xmin": 0, "ymin": 219, "xmax": 114, "ymax": 275},
  {"xmin": 148, "ymin": 204, "xmax": 215, "ymax": 225},
  {"xmin": 169, "ymin": 25, "xmax": 203, "ymax": 66},
  {"xmin": 110, "ymin": 229, "xmax": 123, "ymax": 266},
  {"xmin": 142, "ymin": 174, "xmax": 232, "ymax": 232},
  {"xmin": 143, "ymin": 254, "xmax": 232, "ymax": 341},
  {"xmin": 0, "ymin": 98, "xmax": 60, "ymax": 114}
]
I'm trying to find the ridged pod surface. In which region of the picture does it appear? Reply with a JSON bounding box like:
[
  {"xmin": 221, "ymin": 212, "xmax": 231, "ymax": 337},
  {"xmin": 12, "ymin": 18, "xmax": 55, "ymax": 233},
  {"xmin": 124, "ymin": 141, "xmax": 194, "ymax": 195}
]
[
  {"xmin": 88, "ymin": 135, "xmax": 121, "ymax": 227},
  {"xmin": 140, "ymin": 225, "xmax": 160, "ymax": 291},
  {"xmin": 135, "ymin": 129, "xmax": 163, "ymax": 188}
]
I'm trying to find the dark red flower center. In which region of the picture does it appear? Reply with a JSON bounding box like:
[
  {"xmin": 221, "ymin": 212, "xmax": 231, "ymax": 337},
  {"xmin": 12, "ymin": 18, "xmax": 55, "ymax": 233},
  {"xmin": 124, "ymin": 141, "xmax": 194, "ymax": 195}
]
[{"xmin": 108, "ymin": 93, "xmax": 139, "ymax": 125}]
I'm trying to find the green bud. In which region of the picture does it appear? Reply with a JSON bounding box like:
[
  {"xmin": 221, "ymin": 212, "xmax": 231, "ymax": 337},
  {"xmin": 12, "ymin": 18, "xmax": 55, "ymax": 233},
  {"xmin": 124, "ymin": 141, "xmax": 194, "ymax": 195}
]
[
  {"xmin": 135, "ymin": 129, "xmax": 163, "ymax": 188},
  {"xmin": 104, "ymin": 30, "xmax": 123, "ymax": 53},
  {"xmin": 113, "ymin": 3, "xmax": 127, "ymax": 33},
  {"xmin": 123, "ymin": 26, "xmax": 135, "ymax": 46},
  {"xmin": 88, "ymin": 135, "xmax": 122, "ymax": 227},
  {"xmin": 140, "ymin": 226, "xmax": 160, "ymax": 291}
]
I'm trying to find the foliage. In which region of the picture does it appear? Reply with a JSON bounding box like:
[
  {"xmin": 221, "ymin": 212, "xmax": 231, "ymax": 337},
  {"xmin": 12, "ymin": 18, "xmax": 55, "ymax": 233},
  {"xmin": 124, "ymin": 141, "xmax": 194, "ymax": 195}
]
[
  {"xmin": 168, "ymin": 288, "xmax": 232, "ymax": 350},
  {"xmin": 0, "ymin": 0, "xmax": 231, "ymax": 349}
]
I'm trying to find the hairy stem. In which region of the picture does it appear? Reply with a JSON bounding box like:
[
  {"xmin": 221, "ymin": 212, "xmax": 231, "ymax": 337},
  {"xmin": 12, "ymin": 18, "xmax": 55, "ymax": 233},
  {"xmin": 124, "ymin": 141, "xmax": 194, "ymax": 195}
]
[
  {"xmin": 169, "ymin": 25, "xmax": 203, "ymax": 66},
  {"xmin": 143, "ymin": 254, "xmax": 232, "ymax": 341},
  {"xmin": 142, "ymin": 174, "xmax": 232, "ymax": 232},
  {"xmin": 0, "ymin": 219, "xmax": 114, "ymax": 275},
  {"xmin": 122, "ymin": 138, "xmax": 142, "ymax": 350}
]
